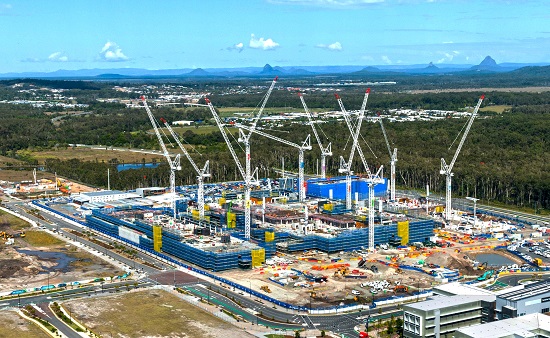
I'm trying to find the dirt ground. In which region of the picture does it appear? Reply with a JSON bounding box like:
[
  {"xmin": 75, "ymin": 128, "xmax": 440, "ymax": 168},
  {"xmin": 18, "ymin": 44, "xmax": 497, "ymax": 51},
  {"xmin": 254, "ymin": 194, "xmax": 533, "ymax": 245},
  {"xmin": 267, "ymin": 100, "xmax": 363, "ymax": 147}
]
[
  {"xmin": 0, "ymin": 213, "xmax": 124, "ymax": 292},
  {"xmin": 0, "ymin": 311, "xmax": 50, "ymax": 338},
  {"xmin": 65, "ymin": 289, "xmax": 253, "ymax": 338}
]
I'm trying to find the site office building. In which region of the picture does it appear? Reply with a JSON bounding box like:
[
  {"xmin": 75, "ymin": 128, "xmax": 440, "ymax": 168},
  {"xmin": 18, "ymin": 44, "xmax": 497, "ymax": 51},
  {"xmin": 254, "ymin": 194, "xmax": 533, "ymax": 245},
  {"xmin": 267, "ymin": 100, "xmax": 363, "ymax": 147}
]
[{"xmin": 402, "ymin": 295, "xmax": 496, "ymax": 338}]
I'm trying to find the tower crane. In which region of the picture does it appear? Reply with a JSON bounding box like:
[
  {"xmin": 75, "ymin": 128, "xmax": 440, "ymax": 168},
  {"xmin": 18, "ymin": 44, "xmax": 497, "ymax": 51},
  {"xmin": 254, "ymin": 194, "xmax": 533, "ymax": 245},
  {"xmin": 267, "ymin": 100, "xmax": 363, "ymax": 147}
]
[
  {"xmin": 188, "ymin": 77, "xmax": 278, "ymax": 241},
  {"xmin": 440, "ymin": 94, "xmax": 485, "ymax": 222},
  {"xmin": 298, "ymin": 93, "xmax": 332, "ymax": 178},
  {"xmin": 335, "ymin": 90, "xmax": 384, "ymax": 251},
  {"xmin": 141, "ymin": 97, "xmax": 181, "ymax": 218},
  {"xmin": 159, "ymin": 118, "xmax": 210, "ymax": 221},
  {"xmin": 237, "ymin": 124, "xmax": 311, "ymax": 202},
  {"xmin": 238, "ymin": 76, "xmax": 278, "ymax": 240},
  {"xmin": 377, "ymin": 112, "xmax": 397, "ymax": 201}
]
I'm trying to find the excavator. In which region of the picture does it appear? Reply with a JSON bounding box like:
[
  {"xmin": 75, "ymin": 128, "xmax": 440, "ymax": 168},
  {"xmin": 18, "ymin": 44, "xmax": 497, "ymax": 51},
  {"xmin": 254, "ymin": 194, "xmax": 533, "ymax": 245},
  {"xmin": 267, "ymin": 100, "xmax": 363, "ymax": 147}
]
[
  {"xmin": 477, "ymin": 269, "xmax": 494, "ymax": 281},
  {"xmin": 477, "ymin": 262, "xmax": 488, "ymax": 271},
  {"xmin": 260, "ymin": 285, "xmax": 271, "ymax": 293},
  {"xmin": 394, "ymin": 285, "xmax": 409, "ymax": 293}
]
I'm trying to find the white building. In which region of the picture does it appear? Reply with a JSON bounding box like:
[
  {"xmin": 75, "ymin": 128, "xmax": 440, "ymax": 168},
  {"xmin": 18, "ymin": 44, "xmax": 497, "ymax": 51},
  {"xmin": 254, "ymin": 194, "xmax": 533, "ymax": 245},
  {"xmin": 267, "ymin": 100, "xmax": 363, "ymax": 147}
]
[{"xmin": 453, "ymin": 313, "xmax": 550, "ymax": 338}]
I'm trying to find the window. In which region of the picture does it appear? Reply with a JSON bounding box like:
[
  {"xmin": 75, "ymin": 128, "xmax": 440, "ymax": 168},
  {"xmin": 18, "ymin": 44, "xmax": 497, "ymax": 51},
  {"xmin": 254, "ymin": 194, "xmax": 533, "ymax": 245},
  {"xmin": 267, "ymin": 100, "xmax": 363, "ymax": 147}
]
[
  {"xmin": 542, "ymin": 308, "xmax": 549, "ymax": 314},
  {"xmin": 404, "ymin": 312, "xmax": 421, "ymax": 335}
]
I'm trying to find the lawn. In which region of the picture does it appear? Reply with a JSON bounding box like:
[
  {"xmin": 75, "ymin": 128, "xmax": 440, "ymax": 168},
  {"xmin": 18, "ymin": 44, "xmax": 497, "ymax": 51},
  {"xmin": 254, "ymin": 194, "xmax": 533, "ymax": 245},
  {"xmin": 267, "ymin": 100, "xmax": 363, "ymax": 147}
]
[
  {"xmin": 19, "ymin": 147, "xmax": 164, "ymax": 164},
  {"xmin": 66, "ymin": 289, "xmax": 253, "ymax": 338},
  {"xmin": 23, "ymin": 230, "xmax": 65, "ymax": 247},
  {"xmin": 0, "ymin": 311, "xmax": 50, "ymax": 338},
  {"xmin": 479, "ymin": 105, "xmax": 512, "ymax": 114}
]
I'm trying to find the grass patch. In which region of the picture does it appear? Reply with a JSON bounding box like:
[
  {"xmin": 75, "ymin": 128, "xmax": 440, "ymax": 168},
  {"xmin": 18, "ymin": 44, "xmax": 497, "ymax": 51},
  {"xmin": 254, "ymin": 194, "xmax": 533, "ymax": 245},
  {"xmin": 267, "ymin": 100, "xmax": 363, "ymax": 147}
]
[
  {"xmin": 479, "ymin": 105, "xmax": 512, "ymax": 114},
  {"xmin": 0, "ymin": 210, "xmax": 32, "ymax": 231},
  {"xmin": 69, "ymin": 289, "xmax": 246, "ymax": 338},
  {"xmin": 20, "ymin": 148, "xmax": 164, "ymax": 165},
  {"xmin": 158, "ymin": 125, "xmax": 221, "ymax": 135},
  {"xmin": 0, "ymin": 311, "xmax": 51, "ymax": 338},
  {"xmin": 23, "ymin": 231, "xmax": 64, "ymax": 247}
]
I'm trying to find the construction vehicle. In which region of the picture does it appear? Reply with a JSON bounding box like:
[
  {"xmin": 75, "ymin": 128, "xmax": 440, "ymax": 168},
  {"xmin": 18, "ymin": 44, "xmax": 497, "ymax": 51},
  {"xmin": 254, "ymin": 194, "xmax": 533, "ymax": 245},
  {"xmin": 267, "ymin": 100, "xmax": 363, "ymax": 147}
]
[
  {"xmin": 394, "ymin": 285, "xmax": 409, "ymax": 293},
  {"xmin": 396, "ymin": 268, "xmax": 403, "ymax": 274},
  {"xmin": 477, "ymin": 262, "xmax": 488, "ymax": 271},
  {"xmin": 260, "ymin": 285, "xmax": 271, "ymax": 293},
  {"xmin": 357, "ymin": 258, "xmax": 366, "ymax": 268},
  {"xmin": 534, "ymin": 258, "xmax": 544, "ymax": 267},
  {"xmin": 477, "ymin": 269, "xmax": 494, "ymax": 281},
  {"xmin": 369, "ymin": 265, "xmax": 378, "ymax": 273}
]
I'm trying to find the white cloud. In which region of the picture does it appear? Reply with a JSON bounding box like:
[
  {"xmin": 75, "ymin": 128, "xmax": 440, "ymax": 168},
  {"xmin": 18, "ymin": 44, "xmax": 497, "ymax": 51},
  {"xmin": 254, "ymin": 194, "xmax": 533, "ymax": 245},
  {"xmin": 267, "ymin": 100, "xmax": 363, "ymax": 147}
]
[
  {"xmin": 48, "ymin": 52, "xmax": 69, "ymax": 62},
  {"xmin": 227, "ymin": 42, "xmax": 244, "ymax": 52},
  {"xmin": 436, "ymin": 50, "xmax": 460, "ymax": 64},
  {"xmin": 249, "ymin": 34, "xmax": 280, "ymax": 50},
  {"xmin": 316, "ymin": 41, "xmax": 343, "ymax": 51},
  {"xmin": 98, "ymin": 41, "xmax": 129, "ymax": 62},
  {"xmin": 268, "ymin": 0, "xmax": 384, "ymax": 7},
  {"xmin": 381, "ymin": 55, "xmax": 393, "ymax": 64}
]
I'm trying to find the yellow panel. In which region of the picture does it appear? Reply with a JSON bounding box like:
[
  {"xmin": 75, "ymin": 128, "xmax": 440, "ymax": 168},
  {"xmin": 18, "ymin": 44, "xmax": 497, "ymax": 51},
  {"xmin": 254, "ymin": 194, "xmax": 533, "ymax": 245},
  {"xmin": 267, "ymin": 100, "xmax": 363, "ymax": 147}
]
[
  {"xmin": 323, "ymin": 203, "xmax": 333, "ymax": 211},
  {"xmin": 219, "ymin": 198, "xmax": 226, "ymax": 205},
  {"xmin": 204, "ymin": 205, "xmax": 210, "ymax": 211},
  {"xmin": 251, "ymin": 248, "xmax": 265, "ymax": 268},
  {"xmin": 265, "ymin": 231, "xmax": 275, "ymax": 242},
  {"xmin": 397, "ymin": 221, "xmax": 409, "ymax": 245},
  {"xmin": 191, "ymin": 209, "xmax": 199, "ymax": 220},
  {"xmin": 153, "ymin": 225, "xmax": 162, "ymax": 252}
]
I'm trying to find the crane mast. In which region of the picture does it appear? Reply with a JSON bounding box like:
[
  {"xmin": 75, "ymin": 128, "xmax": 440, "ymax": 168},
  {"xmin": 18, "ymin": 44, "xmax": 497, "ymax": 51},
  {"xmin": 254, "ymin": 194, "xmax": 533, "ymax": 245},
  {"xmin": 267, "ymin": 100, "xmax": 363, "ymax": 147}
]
[
  {"xmin": 335, "ymin": 89, "xmax": 371, "ymax": 210},
  {"xmin": 141, "ymin": 97, "xmax": 181, "ymax": 218},
  {"xmin": 298, "ymin": 93, "xmax": 332, "ymax": 178},
  {"xmin": 377, "ymin": 112, "xmax": 398, "ymax": 201},
  {"xmin": 160, "ymin": 118, "xmax": 210, "ymax": 221},
  {"xmin": 238, "ymin": 124, "xmax": 311, "ymax": 202},
  {"xmin": 440, "ymin": 94, "xmax": 485, "ymax": 222},
  {"xmin": 239, "ymin": 77, "xmax": 278, "ymax": 240}
]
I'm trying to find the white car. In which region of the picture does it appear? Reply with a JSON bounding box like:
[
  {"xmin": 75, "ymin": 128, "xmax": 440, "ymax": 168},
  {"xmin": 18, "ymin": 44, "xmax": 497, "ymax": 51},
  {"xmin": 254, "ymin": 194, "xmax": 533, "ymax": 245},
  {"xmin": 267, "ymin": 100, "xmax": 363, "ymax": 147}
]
[{"xmin": 351, "ymin": 290, "xmax": 361, "ymax": 295}]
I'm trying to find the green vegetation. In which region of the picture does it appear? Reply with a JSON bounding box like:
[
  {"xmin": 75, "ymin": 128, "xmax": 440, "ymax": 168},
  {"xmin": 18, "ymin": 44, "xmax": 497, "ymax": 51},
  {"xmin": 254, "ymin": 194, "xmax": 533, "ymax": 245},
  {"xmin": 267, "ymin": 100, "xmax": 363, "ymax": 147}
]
[
  {"xmin": 0, "ymin": 210, "xmax": 32, "ymax": 230},
  {"xmin": 23, "ymin": 231, "xmax": 64, "ymax": 247}
]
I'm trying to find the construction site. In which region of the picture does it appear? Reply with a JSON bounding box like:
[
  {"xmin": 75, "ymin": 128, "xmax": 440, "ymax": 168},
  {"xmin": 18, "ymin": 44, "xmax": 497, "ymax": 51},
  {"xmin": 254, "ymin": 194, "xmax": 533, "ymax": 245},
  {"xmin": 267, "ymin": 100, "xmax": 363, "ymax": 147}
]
[{"xmin": 4, "ymin": 83, "xmax": 550, "ymax": 311}]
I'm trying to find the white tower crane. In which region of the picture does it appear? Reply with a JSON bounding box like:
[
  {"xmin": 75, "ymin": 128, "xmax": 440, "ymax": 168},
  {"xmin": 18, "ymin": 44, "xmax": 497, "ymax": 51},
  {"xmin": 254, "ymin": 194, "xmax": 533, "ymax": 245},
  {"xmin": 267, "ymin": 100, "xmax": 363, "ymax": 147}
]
[
  {"xmin": 238, "ymin": 77, "xmax": 278, "ymax": 240},
  {"xmin": 377, "ymin": 112, "xmax": 398, "ymax": 201},
  {"xmin": 335, "ymin": 90, "xmax": 384, "ymax": 251},
  {"xmin": 298, "ymin": 93, "xmax": 332, "ymax": 179},
  {"xmin": 141, "ymin": 97, "xmax": 181, "ymax": 218},
  {"xmin": 335, "ymin": 89, "xmax": 371, "ymax": 210},
  {"xmin": 237, "ymin": 124, "xmax": 311, "ymax": 202},
  {"xmin": 440, "ymin": 94, "xmax": 485, "ymax": 222},
  {"xmin": 160, "ymin": 118, "xmax": 210, "ymax": 221}
]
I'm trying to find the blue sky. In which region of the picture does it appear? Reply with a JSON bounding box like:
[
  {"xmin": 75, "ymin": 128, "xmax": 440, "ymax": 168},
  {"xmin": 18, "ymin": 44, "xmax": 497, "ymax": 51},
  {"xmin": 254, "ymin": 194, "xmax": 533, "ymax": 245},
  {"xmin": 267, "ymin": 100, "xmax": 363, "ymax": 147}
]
[{"xmin": 1, "ymin": 0, "xmax": 549, "ymax": 73}]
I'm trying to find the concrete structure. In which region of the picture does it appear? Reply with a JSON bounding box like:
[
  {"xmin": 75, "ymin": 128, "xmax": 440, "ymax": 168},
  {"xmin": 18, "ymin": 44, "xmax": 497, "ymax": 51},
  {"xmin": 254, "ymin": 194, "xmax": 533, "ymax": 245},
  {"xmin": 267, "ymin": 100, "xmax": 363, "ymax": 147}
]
[
  {"xmin": 433, "ymin": 282, "xmax": 496, "ymax": 297},
  {"xmin": 496, "ymin": 280, "xmax": 550, "ymax": 319},
  {"xmin": 73, "ymin": 190, "xmax": 140, "ymax": 204},
  {"xmin": 453, "ymin": 313, "xmax": 550, "ymax": 338},
  {"xmin": 403, "ymin": 295, "xmax": 496, "ymax": 338}
]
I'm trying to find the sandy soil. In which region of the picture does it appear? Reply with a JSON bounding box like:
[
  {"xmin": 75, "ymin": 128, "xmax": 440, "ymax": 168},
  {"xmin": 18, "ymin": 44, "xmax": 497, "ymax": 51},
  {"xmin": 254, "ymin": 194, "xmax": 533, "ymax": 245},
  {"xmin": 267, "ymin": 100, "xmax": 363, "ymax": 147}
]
[
  {"xmin": 65, "ymin": 289, "xmax": 254, "ymax": 338},
  {"xmin": 0, "ymin": 311, "xmax": 50, "ymax": 338}
]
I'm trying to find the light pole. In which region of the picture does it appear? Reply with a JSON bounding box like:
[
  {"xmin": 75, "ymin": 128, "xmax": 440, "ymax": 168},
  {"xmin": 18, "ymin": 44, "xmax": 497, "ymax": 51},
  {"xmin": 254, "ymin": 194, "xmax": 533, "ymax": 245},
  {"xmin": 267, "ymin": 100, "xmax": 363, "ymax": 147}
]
[
  {"xmin": 249, "ymin": 280, "xmax": 252, "ymax": 298},
  {"xmin": 466, "ymin": 197, "xmax": 479, "ymax": 229}
]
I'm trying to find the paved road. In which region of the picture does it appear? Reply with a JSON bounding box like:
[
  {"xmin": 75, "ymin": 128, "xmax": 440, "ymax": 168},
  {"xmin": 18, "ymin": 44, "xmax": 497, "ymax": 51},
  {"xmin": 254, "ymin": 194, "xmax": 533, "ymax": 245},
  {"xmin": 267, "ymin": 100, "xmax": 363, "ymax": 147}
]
[{"xmin": 495, "ymin": 271, "xmax": 550, "ymax": 287}]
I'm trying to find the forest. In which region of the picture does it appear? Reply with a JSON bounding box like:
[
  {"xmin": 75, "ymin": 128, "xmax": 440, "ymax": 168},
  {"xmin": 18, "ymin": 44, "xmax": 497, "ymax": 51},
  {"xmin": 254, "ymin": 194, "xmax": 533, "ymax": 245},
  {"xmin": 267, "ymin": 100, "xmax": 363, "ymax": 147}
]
[{"xmin": 0, "ymin": 78, "xmax": 548, "ymax": 212}]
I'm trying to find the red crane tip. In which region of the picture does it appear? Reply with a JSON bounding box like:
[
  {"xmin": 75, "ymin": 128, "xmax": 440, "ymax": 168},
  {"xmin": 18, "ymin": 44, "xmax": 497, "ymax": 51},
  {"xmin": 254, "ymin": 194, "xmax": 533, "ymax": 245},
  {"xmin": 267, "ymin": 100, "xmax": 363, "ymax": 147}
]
[
  {"xmin": 334, "ymin": 93, "xmax": 340, "ymax": 99},
  {"xmin": 298, "ymin": 93, "xmax": 303, "ymax": 97},
  {"xmin": 274, "ymin": 76, "xmax": 279, "ymax": 81},
  {"xmin": 480, "ymin": 94, "xmax": 485, "ymax": 100},
  {"xmin": 205, "ymin": 98, "xmax": 211, "ymax": 103},
  {"xmin": 160, "ymin": 118, "xmax": 167, "ymax": 123},
  {"xmin": 366, "ymin": 88, "xmax": 371, "ymax": 93},
  {"xmin": 140, "ymin": 96, "xmax": 145, "ymax": 101}
]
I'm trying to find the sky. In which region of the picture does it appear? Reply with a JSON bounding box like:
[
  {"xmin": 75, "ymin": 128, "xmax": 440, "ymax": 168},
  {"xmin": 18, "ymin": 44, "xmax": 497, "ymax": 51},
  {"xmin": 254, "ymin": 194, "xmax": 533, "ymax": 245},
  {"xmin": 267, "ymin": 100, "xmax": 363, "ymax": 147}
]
[{"xmin": 1, "ymin": 0, "xmax": 549, "ymax": 73}]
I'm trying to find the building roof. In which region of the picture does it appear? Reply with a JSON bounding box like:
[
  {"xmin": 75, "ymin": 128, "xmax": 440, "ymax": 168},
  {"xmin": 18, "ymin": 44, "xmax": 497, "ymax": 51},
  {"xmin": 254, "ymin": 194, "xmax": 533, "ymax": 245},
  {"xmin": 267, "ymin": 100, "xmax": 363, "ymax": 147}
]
[
  {"xmin": 404, "ymin": 295, "xmax": 495, "ymax": 312},
  {"xmin": 455, "ymin": 313, "xmax": 550, "ymax": 338},
  {"xmin": 82, "ymin": 190, "xmax": 125, "ymax": 197},
  {"xmin": 498, "ymin": 280, "xmax": 550, "ymax": 302},
  {"xmin": 434, "ymin": 282, "xmax": 496, "ymax": 297}
]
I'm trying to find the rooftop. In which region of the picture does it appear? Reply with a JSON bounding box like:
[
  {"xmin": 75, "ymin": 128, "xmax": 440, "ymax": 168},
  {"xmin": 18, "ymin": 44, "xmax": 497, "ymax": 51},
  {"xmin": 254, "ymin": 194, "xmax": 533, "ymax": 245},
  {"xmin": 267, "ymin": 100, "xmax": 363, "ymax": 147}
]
[
  {"xmin": 455, "ymin": 313, "xmax": 550, "ymax": 338},
  {"xmin": 434, "ymin": 282, "xmax": 496, "ymax": 297},
  {"xmin": 498, "ymin": 280, "xmax": 550, "ymax": 302},
  {"xmin": 404, "ymin": 295, "xmax": 495, "ymax": 312}
]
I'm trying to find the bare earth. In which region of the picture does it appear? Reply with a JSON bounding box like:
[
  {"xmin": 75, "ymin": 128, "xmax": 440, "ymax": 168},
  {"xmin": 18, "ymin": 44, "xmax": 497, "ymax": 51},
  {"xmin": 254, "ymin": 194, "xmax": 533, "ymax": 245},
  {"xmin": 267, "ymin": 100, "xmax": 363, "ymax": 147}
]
[
  {"xmin": 66, "ymin": 289, "xmax": 253, "ymax": 338},
  {"xmin": 0, "ymin": 311, "xmax": 50, "ymax": 338}
]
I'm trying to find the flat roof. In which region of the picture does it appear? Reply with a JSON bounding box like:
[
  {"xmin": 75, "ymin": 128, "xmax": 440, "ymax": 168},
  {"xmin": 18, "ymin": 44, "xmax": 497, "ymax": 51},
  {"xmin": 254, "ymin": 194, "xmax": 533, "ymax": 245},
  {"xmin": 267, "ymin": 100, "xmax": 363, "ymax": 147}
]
[
  {"xmin": 434, "ymin": 282, "xmax": 496, "ymax": 297},
  {"xmin": 82, "ymin": 190, "xmax": 125, "ymax": 197},
  {"xmin": 498, "ymin": 280, "xmax": 550, "ymax": 302},
  {"xmin": 404, "ymin": 295, "xmax": 495, "ymax": 312},
  {"xmin": 455, "ymin": 313, "xmax": 550, "ymax": 338}
]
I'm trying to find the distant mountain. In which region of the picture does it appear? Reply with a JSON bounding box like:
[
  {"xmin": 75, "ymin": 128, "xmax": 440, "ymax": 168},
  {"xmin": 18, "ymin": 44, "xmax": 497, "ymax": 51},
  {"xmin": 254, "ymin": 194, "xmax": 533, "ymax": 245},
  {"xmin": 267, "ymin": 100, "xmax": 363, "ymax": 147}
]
[
  {"xmin": 185, "ymin": 68, "xmax": 211, "ymax": 77},
  {"xmin": 95, "ymin": 73, "xmax": 132, "ymax": 79},
  {"xmin": 510, "ymin": 65, "xmax": 550, "ymax": 76},
  {"xmin": 470, "ymin": 56, "xmax": 504, "ymax": 72},
  {"xmin": 259, "ymin": 64, "xmax": 283, "ymax": 75},
  {"xmin": 356, "ymin": 66, "xmax": 382, "ymax": 73}
]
